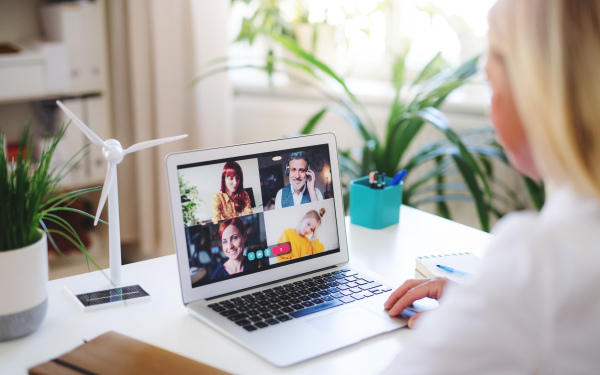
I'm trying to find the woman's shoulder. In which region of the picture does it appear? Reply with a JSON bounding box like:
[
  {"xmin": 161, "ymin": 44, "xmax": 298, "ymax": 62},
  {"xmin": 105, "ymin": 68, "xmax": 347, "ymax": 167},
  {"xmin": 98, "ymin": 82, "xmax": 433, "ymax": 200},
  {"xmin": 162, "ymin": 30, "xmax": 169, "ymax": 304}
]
[
  {"xmin": 492, "ymin": 209, "xmax": 539, "ymax": 236},
  {"xmin": 483, "ymin": 194, "xmax": 600, "ymax": 290},
  {"xmin": 491, "ymin": 188, "xmax": 600, "ymax": 255},
  {"xmin": 483, "ymin": 211, "xmax": 541, "ymax": 277},
  {"xmin": 213, "ymin": 191, "xmax": 224, "ymax": 202},
  {"xmin": 283, "ymin": 228, "xmax": 297, "ymax": 237},
  {"xmin": 211, "ymin": 264, "xmax": 228, "ymax": 280}
]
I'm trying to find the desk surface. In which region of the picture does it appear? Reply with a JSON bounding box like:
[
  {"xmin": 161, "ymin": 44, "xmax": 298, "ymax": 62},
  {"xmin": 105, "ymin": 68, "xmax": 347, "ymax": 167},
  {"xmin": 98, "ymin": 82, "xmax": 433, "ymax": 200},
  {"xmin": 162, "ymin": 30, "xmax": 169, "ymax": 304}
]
[{"xmin": 0, "ymin": 206, "xmax": 491, "ymax": 375}]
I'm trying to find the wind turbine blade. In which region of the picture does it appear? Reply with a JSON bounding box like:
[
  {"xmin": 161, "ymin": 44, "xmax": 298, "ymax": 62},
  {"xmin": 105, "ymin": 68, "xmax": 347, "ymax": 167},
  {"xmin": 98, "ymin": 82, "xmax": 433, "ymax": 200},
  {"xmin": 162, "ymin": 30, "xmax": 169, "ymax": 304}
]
[
  {"xmin": 56, "ymin": 100, "xmax": 106, "ymax": 147},
  {"xmin": 94, "ymin": 163, "xmax": 115, "ymax": 226},
  {"xmin": 125, "ymin": 134, "xmax": 188, "ymax": 154}
]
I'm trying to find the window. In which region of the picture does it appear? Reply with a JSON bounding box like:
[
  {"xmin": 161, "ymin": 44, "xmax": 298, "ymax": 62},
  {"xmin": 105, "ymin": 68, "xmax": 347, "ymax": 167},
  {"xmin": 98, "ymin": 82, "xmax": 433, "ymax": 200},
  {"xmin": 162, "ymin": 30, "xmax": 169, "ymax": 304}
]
[
  {"xmin": 402, "ymin": 0, "xmax": 495, "ymax": 69},
  {"xmin": 228, "ymin": 0, "xmax": 495, "ymax": 81}
]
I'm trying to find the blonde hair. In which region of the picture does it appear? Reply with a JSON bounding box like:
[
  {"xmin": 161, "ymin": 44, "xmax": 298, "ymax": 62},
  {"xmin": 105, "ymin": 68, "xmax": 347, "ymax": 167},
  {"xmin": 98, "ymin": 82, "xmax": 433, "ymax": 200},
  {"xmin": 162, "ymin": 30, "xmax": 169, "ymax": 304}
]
[
  {"xmin": 489, "ymin": 0, "xmax": 600, "ymax": 198},
  {"xmin": 303, "ymin": 208, "xmax": 326, "ymax": 224}
]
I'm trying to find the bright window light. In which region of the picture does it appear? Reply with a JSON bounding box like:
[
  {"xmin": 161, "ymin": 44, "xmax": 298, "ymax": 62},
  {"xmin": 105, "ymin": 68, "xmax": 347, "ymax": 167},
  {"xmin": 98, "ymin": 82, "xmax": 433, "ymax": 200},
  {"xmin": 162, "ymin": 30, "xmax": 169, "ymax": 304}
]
[{"xmin": 228, "ymin": 0, "xmax": 495, "ymax": 81}]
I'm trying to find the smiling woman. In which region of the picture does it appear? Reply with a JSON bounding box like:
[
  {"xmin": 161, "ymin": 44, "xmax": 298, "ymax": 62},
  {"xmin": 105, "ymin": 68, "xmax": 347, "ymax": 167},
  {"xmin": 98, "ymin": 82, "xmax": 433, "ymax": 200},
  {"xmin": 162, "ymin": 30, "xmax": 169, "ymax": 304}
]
[{"xmin": 211, "ymin": 218, "xmax": 260, "ymax": 281}]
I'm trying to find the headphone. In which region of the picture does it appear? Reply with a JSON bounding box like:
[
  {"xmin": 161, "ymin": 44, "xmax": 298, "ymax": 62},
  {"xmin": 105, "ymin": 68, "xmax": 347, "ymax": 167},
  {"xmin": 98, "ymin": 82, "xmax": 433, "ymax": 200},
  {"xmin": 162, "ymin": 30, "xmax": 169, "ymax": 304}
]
[{"xmin": 285, "ymin": 159, "xmax": 310, "ymax": 176}]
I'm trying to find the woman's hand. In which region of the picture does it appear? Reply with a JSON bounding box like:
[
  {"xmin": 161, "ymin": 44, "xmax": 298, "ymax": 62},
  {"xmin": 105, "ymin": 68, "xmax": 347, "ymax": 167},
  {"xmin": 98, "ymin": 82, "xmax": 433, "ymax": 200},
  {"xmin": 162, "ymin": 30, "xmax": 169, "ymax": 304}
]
[
  {"xmin": 312, "ymin": 223, "xmax": 321, "ymax": 240},
  {"xmin": 384, "ymin": 277, "xmax": 449, "ymax": 328}
]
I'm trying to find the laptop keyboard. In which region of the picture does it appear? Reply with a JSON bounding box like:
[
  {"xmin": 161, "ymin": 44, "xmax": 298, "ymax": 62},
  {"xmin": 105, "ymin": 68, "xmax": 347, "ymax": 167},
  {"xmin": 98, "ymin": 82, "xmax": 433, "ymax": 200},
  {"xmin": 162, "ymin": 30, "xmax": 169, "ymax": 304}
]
[{"xmin": 207, "ymin": 268, "xmax": 392, "ymax": 332}]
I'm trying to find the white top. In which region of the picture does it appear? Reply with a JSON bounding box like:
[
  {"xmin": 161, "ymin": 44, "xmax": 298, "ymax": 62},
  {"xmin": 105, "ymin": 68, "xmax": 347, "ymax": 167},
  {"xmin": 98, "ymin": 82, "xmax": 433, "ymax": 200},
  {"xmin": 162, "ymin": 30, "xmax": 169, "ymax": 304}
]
[
  {"xmin": 383, "ymin": 186, "xmax": 600, "ymax": 374},
  {"xmin": 274, "ymin": 184, "xmax": 323, "ymax": 209}
]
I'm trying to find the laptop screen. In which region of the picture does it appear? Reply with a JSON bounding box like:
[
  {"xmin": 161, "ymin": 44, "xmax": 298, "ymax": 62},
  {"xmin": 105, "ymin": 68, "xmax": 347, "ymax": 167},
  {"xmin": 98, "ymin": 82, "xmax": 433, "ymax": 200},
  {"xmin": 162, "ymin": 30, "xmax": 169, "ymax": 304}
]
[{"xmin": 176, "ymin": 143, "xmax": 341, "ymax": 289}]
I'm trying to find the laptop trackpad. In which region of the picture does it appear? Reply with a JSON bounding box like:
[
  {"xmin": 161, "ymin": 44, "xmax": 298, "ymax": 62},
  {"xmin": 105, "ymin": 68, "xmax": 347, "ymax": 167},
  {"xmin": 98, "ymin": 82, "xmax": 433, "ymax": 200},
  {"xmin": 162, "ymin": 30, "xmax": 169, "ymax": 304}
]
[{"xmin": 306, "ymin": 306, "xmax": 397, "ymax": 342}]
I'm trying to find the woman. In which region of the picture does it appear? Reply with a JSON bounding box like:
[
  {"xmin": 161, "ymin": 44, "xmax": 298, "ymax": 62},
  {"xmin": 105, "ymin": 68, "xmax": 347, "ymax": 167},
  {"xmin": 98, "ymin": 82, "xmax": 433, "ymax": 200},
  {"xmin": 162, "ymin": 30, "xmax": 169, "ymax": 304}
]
[
  {"xmin": 212, "ymin": 161, "xmax": 252, "ymax": 223},
  {"xmin": 211, "ymin": 218, "xmax": 258, "ymax": 281},
  {"xmin": 383, "ymin": 1, "xmax": 600, "ymax": 373},
  {"xmin": 276, "ymin": 208, "xmax": 325, "ymax": 263}
]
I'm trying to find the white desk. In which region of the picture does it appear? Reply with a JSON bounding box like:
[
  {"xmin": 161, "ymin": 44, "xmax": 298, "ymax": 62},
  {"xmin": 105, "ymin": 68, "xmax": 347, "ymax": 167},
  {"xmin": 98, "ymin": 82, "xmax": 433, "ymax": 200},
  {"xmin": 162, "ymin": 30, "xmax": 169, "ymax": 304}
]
[{"xmin": 0, "ymin": 206, "xmax": 491, "ymax": 374}]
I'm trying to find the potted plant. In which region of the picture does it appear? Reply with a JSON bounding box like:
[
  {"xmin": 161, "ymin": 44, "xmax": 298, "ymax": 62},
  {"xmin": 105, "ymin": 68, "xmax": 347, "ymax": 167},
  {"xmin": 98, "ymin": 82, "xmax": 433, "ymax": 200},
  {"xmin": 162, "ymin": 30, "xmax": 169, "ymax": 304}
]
[
  {"xmin": 0, "ymin": 125, "xmax": 102, "ymax": 341},
  {"xmin": 284, "ymin": 38, "xmax": 545, "ymax": 230},
  {"xmin": 194, "ymin": 34, "xmax": 545, "ymax": 231},
  {"xmin": 276, "ymin": 39, "xmax": 545, "ymax": 231},
  {"xmin": 179, "ymin": 174, "xmax": 203, "ymax": 226}
]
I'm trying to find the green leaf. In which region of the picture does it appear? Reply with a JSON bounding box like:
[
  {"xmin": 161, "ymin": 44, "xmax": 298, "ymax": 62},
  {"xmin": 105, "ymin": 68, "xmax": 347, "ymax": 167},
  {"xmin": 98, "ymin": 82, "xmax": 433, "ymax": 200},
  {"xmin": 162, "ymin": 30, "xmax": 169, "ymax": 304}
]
[
  {"xmin": 272, "ymin": 33, "xmax": 378, "ymax": 132},
  {"xmin": 404, "ymin": 158, "xmax": 454, "ymax": 199},
  {"xmin": 412, "ymin": 182, "xmax": 471, "ymax": 195},
  {"xmin": 385, "ymin": 116, "xmax": 424, "ymax": 174},
  {"xmin": 392, "ymin": 54, "xmax": 406, "ymax": 91},
  {"xmin": 300, "ymin": 107, "xmax": 328, "ymax": 135},
  {"xmin": 51, "ymin": 207, "xmax": 108, "ymax": 225},
  {"xmin": 411, "ymin": 194, "xmax": 474, "ymax": 206},
  {"xmin": 411, "ymin": 56, "xmax": 478, "ymax": 108},
  {"xmin": 411, "ymin": 52, "xmax": 448, "ymax": 87},
  {"xmin": 523, "ymin": 177, "xmax": 545, "ymax": 211},
  {"xmin": 272, "ymin": 33, "xmax": 357, "ymax": 103},
  {"xmin": 415, "ymin": 107, "xmax": 493, "ymax": 200},
  {"xmin": 452, "ymin": 155, "xmax": 490, "ymax": 232},
  {"xmin": 327, "ymin": 103, "xmax": 375, "ymax": 143}
]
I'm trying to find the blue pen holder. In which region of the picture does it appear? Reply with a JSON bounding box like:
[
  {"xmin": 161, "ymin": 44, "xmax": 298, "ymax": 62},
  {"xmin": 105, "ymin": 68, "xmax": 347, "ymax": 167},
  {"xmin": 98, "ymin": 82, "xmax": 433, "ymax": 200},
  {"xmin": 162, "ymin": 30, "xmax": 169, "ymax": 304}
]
[{"xmin": 349, "ymin": 176, "xmax": 402, "ymax": 229}]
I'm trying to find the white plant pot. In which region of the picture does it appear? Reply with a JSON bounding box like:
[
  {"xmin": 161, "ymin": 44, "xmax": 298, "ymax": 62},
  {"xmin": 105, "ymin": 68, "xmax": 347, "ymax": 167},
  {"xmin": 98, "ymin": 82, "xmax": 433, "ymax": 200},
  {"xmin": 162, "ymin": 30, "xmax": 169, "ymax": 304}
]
[{"xmin": 0, "ymin": 232, "xmax": 48, "ymax": 341}]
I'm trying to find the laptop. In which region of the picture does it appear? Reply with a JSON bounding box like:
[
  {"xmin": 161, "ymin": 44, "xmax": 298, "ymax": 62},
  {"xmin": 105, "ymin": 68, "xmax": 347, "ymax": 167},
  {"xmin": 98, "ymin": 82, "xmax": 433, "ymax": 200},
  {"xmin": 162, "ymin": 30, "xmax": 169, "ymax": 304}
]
[{"xmin": 165, "ymin": 133, "xmax": 408, "ymax": 367}]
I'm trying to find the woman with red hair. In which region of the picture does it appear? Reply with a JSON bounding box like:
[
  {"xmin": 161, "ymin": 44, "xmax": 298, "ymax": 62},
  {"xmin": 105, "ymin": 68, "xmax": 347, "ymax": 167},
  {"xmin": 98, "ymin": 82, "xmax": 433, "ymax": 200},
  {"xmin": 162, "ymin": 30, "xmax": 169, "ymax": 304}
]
[
  {"xmin": 212, "ymin": 161, "xmax": 252, "ymax": 223},
  {"xmin": 211, "ymin": 218, "xmax": 259, "ymax": 281}
]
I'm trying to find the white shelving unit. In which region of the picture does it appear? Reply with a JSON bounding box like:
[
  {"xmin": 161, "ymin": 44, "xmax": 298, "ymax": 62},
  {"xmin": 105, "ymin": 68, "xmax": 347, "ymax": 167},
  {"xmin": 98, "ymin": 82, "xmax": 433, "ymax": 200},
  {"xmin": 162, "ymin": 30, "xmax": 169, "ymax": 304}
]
[
  {"xmin": 1, "ymin": 0, "xmax": 112, "ymax": 187},
  {"xmin": 1, "ymin": 0, "xmax": 113, "ymax": 276}
]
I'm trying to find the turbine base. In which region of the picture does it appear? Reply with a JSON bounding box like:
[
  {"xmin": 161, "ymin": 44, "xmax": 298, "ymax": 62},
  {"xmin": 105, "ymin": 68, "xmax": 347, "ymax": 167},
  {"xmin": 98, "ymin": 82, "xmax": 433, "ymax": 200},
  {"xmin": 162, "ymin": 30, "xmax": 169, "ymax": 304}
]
[{"xmin": 64, "ymin": 272, "xmax": 151, "ymax": 312}]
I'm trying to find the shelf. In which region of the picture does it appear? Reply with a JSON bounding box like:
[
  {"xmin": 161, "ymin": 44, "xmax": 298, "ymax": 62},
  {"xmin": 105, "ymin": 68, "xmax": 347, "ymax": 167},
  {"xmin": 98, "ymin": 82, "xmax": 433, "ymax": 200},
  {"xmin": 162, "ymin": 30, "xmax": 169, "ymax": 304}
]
[{"xmin": 0, "ymin": 90, "xmax": 103, "ymax": 106}]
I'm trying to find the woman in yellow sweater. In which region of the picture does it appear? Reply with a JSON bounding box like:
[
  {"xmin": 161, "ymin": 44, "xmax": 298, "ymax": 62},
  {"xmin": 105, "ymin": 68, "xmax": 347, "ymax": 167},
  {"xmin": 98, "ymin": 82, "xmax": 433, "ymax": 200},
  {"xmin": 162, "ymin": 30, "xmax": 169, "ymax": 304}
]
[{"xmin": 277, "ymin": 208, "xmax": 326, "ymax": 263}]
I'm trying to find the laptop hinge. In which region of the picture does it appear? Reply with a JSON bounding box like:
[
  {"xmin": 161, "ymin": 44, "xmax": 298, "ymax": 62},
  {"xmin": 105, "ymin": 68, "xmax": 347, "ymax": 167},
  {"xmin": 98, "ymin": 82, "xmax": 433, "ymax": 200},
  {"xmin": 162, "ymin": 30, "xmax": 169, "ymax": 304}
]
[{"xmin": 205, "ymin": 265, "xmax": 338, "ymax": 301}]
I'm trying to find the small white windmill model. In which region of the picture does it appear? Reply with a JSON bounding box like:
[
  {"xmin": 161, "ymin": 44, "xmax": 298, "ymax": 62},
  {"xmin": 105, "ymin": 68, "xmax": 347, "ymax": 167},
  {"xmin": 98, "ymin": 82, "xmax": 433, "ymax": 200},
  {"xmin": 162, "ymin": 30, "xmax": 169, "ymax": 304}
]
[{"xmin": 56, "ymin": 100, "xmax": 187, "ymax": 308}]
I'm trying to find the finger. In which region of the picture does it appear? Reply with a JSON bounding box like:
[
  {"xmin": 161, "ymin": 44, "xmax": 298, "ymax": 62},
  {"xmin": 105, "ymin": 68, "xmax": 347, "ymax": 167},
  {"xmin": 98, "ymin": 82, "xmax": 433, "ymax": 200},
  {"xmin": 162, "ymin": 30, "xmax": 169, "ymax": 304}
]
[
  {"xmin": 387, "ymin": 285, "xmax": 432, "ymax": 317},
  {"xmin": 384, "ymin": 279, "xmax": 429, "ymax": 309},
  {"xmin": 388, "ymin": 278, "xmax": 447, "ymax": 316},
  {"xmin": 407, "ymin": 312, "xmax": 424, "ymax": 329}
]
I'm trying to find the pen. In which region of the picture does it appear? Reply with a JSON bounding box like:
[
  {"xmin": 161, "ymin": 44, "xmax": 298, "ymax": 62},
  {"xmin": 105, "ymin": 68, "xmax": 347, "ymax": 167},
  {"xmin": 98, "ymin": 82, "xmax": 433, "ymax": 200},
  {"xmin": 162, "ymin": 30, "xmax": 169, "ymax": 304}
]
[
  {"xmin": 390, "ymin": 169, "xmax": 407, "ymax": 186},
  {"xmin": 436, "ymin": 264, "xmax": 472, "ymax": 277},
  {"xmin": 377, "ymin": 172, "xmax": 385, "ymax": 189}
]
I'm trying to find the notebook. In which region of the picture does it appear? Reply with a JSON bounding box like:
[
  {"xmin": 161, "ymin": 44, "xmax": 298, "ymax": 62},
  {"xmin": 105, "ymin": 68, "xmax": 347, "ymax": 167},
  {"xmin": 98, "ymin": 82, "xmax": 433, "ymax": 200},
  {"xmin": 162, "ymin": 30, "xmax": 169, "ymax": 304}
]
[
  {"xmin": 165, "ymin": 133, "xmax": 408, "ymax": 367},
  {"xmin": 415, "ymin": 252, "xmax": 482, "ymax": 283}
]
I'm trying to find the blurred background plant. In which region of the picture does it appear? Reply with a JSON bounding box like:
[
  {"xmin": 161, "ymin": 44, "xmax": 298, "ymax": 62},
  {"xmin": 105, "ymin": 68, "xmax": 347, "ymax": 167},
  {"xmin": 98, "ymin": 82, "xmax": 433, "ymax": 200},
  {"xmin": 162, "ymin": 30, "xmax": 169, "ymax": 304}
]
[
  {"xmin": 196, "ymin": 36, "xmax": 545, "ymax": 232},
  {"xmin": 179, "ymin": 174, "xmax": 203, "ymax": 226},
  {"xmin": 283, "ymin": 43, "xmax": 544, "ymax": 232},
  {"xmin": 230, "ymin": 0, "xmax": 391, "ymax": 77},
  {"xmin": 200, "ymin": 0, "xmax": 546, "ymax": 232}
]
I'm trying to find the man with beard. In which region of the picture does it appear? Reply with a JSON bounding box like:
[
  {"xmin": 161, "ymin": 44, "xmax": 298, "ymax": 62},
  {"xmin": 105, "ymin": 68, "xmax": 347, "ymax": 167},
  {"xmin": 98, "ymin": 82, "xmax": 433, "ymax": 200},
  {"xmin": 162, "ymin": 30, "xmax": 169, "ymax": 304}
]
[{"xmin": 274, "ymin": 152, "xmax": 323, "ymax": 209}]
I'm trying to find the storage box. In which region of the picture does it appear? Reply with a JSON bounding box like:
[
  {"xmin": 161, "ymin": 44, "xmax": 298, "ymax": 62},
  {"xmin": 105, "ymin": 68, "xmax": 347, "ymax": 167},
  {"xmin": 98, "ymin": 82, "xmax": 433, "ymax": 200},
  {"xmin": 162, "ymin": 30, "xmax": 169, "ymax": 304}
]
[
  {"xmin": 0, "ymin": 49, "xmax": 45, "ymax": 100},
  {"xmin": 349, "ymin": 175, "xmax": 402, "ymax": 229}
]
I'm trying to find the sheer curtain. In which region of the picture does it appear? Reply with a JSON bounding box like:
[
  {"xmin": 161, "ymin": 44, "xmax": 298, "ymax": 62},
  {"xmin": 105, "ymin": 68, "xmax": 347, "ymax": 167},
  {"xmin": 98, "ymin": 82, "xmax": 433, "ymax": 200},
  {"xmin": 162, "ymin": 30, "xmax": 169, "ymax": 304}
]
[{"xmin": 106, "ymin": 0, "xmax": 233, "ymax": 258}]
